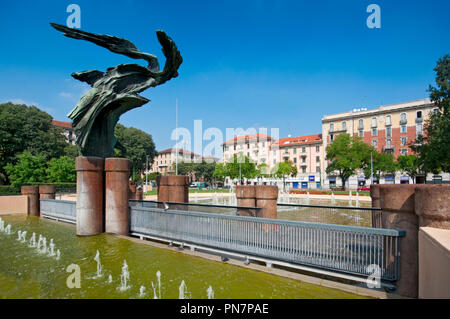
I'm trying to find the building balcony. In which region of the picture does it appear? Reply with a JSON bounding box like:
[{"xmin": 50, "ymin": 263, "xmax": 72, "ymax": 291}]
[{"xmin": 382, "ymin": 145, "xmax": 395, "ymax": 153}]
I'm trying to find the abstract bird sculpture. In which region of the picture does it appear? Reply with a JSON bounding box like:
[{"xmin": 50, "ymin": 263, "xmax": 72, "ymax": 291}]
[{"xmin": 50, "ymin": 23, "xmax": 182, "ymax": 157}]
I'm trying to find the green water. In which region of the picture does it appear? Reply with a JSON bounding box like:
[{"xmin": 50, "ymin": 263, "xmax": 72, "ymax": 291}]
[{"xmin": 0, "ymin": 215, "xmax": 365, "ymax": 299}]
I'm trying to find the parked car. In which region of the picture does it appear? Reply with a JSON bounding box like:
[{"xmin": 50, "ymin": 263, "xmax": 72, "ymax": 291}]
[{"xmin": 357, "ymin": 186, "xmax": 371, "ymax": 191}]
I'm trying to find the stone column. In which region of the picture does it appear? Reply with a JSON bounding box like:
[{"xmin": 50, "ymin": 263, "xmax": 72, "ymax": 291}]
[
  {"xmin": 21, "ymin": 185, "xmax": 39, "ymax": 217},
  {"xmin": 39, "ymin": 185, "xmax": 56, "ymax": 199},
  {"xmin": 75, "ymin": 156, "xmax": 104, "ymax": 236},
  {"xmin": 156, "ymin": 176, "xmax": 169, "ymax": 202},
  {"xmin": 255, "ymin": 185, "xmax": 278, "ymax": 219},
  {"xmin": 379, "ymin": 184, "xmax": 418, "ymax": 298},
  {"xmin": 128, "ymin": 180, "xmax": 136, "ymax": 200},
  {"xmin": 105, "ymin": 158, "xmax": 130, "ymax": 235},
  {"xmin": 167, "ymin": 176, "xmax": 189, "ymax": 203},
  {"xmin": 415, "ymin": 184, "xmax": 450, "ymax": 229},
  {"xmin": 235, "ymin": 185, "xmax": 256, "ymax": 217},
  {"xmin": 370, "ymin": 185, "xmax": 382, "ymax": 228},
  {"xmin": 135, "ymin": 187, "xmax": 144, "ymax": 201}
]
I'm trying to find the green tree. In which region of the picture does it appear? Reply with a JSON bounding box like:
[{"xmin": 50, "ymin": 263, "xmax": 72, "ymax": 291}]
[
  {"xmin": 412, "ymin": 54, "xmax": 450, "ymax": 174},
  {"xmin": 363, "ymin": 151, "xmax": 397, "ymax": 182},
  {"xmin": 326, "ymin": 133, "xmax": 371, "ymax": 190},
  {"xmin": 224, "ymin": 154, "xmax": 258, "ymax": 184},
  {"xmin": 397, "ymin": 155, "xmax": 420, "ymax": 183},
  {"xmin": 0, "ymin": 102, "xmax": 67, "ymax": 183},
  {"xmin": 257, "ymin": 163, "xmax": 271, "ymax": 177},
  {"xmin": 213, "ymin": 162, "xmax": 228, "ymax": 182},
  {"xmin": 64, "ymin": 144, "xmax": 79, "ymax": 159},
  {"xmin": 3, "ymin": 151, "xmax": 47, "ymax": 187},
  {"xmin": 46, "ymin": 156, "xmax": 76, "ymax": 183},
  {"xmin": 114, "ymin": 124, "xmax": 157, "ymax": 176},
  {"xmin": 273, "ymin": 160, "xmax": 297, "ymax": 191}
]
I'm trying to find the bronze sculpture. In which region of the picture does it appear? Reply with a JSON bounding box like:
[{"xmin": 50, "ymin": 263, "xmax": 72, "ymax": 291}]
[{"xmin": 51, "ymin": 23, "xmax": 182, "ymax": 157}]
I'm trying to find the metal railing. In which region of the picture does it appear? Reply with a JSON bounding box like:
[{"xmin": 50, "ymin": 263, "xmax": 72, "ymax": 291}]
[
  {"xmin": 130, "ymin": 205, "xmax": 404, "ymax": 282},
  {"xmin": 277, "ymin": 203, "xmax": 381, "ymax": 227},
  {"xmin": 40, "ymin": 199, "xmax": 76, "ymax": 224}
]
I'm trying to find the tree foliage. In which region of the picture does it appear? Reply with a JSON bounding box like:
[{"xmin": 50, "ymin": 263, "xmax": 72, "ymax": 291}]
[
  {"xmin": 412, "ymin": 54, "xmax": 450, "ymax": 173},
  {"xmin": 114, "ymin": 124, "xmax": 157, "ymax": 175},
  {"xmin": 362, "ymin": 151, "xmax": 396, "ymax": 181},
  {"xmin": 175, "ymin": 161, "xmax": 217, "ymax": 184},
  {"xmin": 4, "ymin": 151, "xmax": 47, "ymax": 187},
  {"xmin": 0, "ymin": 102, "xmax": 67, "ymax": 183},
  {"xmin": 46, "ymin": 156, "xmax": 76, "ymax": 183},
  {"xmin": 325, "ymin": 133, "xmax": 372, "ymax": 190},
  {"xmin": 397, "ymin": 155, "xmax": 420, "ymax": 182}
]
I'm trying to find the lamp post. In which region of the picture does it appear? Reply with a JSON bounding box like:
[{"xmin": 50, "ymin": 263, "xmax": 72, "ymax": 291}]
[
  {"xmin": 370, "ymin": 149, "xmax": 374, "ymax": 185},
  {"xmin": 145, "ymin": 154, "xmax": 149, "ymax": 188}
]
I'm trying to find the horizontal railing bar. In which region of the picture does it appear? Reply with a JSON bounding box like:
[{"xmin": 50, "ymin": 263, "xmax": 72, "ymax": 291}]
[
  {"xmin": 40, "ymin": 198, "xmax": 76, "ymax": 205},
  {"xmin": 131, "ymin": 206, "xmax": 405, "ymax": 237},
  {"xmin": 277, "ymin": 203, "xmax": 382, "ymax": 211},
  {"xmin": 129, "ymin": 199, "xmax": 261, "ymax": 210}
]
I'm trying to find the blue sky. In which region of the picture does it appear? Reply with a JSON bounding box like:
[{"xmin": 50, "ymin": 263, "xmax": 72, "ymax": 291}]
[{"xmin": 0, "ymin": 0, "xmax": 449, "ymax": 158}]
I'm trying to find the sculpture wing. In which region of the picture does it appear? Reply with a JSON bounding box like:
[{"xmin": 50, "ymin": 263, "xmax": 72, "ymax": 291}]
[
  {"xmin": 50, "ymin": 23, "xmax": 159, "ymax": 69},
  {"xmin": 72, "ymin": 70, "xmax": 104, "ymax": 86}
]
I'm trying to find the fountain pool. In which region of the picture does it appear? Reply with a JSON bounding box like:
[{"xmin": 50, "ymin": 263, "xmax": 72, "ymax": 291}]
[{"xmin": 0, "ymin": 215, "xmax": 367, "ymax": 299}]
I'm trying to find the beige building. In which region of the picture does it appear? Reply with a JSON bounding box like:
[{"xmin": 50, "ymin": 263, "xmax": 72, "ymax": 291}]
[
  {"xmin": 222, "ymin": 133, "xmax": 276, "ymax": 168},
  {"xmin": 321, "ymin": 98, "xmax": 443, "ymax": 188},
  {"xmin": 149, "ymin": 148, "xmax": 218, "ymax": 176},
  {"xmin": 52, "ymin": 120, "xmax": 76, "ymax": 145}
]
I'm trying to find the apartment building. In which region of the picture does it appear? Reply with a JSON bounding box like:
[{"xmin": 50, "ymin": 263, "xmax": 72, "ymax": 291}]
[
  {"xmin": 149, "ymin": 148, "xmax": 219, "ymax": 175},
  {"xmin": 51, "ymin": 120, "xmax": 76, "ymax": 145},
  {"xmin": 321, "ymin": 98, "xmax": 445, "ymax": 188},
  {"xmin": 222, "ymin": 133, "xmax": 275, "ymax": 168}
]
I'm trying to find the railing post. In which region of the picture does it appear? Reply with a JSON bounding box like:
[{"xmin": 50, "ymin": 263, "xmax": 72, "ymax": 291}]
[
  {"xmin": 75, "ymin": 156, "xmax": 104, "ymax": 236},
  {"xmin": 379, "ymin": 184, "xmax": 418, "ymax": 298},
  {"xmin": 21, "ymin": 185, "xmax": 39, "ymax": 217},
  {"xmin": 105, "ymin": 158, "xmax": 130, "ymax": 235},
  {"xmin": 157, "ymin": 176, "xmax": 189, "ymax": 204},
  {"xmin": 415, "ymin": 185, "xmax": 450, "ymax": 229}
]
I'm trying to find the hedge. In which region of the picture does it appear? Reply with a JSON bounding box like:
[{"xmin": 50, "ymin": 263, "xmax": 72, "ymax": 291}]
[{"xmin": 0, "ymin": 183, "xmax": 76, "ymax": 196}]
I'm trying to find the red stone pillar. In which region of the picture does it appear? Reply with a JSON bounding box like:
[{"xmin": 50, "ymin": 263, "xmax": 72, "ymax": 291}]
[
  {"xmin": 39, "ymin": 185, "xmax": 56, "ymax": 199},
  {"xmin": 156, "ymin": 176, "xmax": 169, "ymax": 202},
  {"xmin": 235, "ymin": 185, "xmax": 256, "ymax": 217},
  {"xmin": 135, "ymin": 187, "xmax": 144, "ymax": 201},
  {"xmin": 105, "ymin": 158, "xmax": 130, "ymax": 235},
  {"xmin": 21, "ymin": 185, "xmax": 39, "ymax": 217},
  {"xmin": 167, "ymin": 176, "xmax": 189, "ymax": 203},
  {"xmin": 415, "ymin": 184, "xmax": 450, "ymax": 229},
  {"xmin": 379, "ymin": 184, "xmax": 418, "ymax": 298},
  {"xmin": 370, "ymin": 185, "xmax": 382, "ymax": 228},
  {"xmin": 75, "ymin": 156, "xmax": 104, "ymax": 236},
  {"xmin": 128, "ymin": 180, "xmax": 136, "ymax": 200},
  {"xmin": 255, "ymin": 185, "xmax": 278, "ymax": 219}
]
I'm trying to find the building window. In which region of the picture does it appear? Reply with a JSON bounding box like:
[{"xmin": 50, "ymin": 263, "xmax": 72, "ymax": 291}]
[
  {"xmin": 316, "ymin": 166, "xmax": 321, "ymax": 173},
  {"xmin": 386, "ymin": 127, "xmax": 392, "ymax": 138},
  {"xmin": 359, "ymin": 130, "xmax": 364, "ymax": 137},
  {"xmin": 330, "ymin": 134, "xmax": 334, "ymax": 141},
  {"xmin": 401, "ymin": 125, "xmax": 407, "ymax": 133},
  {"xmin": 316, "ymin": 156, "xmax": 320, "ymax": 162},
  {"xmin": 342, "ymin": 121, "xmax": 347, "ymax": 130},
  {"xmin": 284, "ymin": 149, "xmax": 289, "ymax": 154},
  {"xmin": 417, "ymin": 124, "xmax": 423, "ymax": 136},
  {"xmin": 417, "ymin": 111, "xmax": 423, "ymax": 119},
  {"xmin": 371, "ymin": 117, "xmax": 377, "ymax": 128},
  {"xmin": 400, "ymin": 112, "xmax": 407, "ymax": 124},
  {"xmin": 401, "ymin": 149, "xmax": 408, "ymax": 156},
  {"xmin": 330, "ymin": 123, "xmax": 334, "ymax": 132},
  {"xmin": 401, "ymin": 136, "xmax": 407, "ymax": 146},
  {"xmin": 385, "ymin": 115, "xmax": 392, "ymax": 126},
  {"xmin": 386, "ymin": 139, "xmax": 392, "ymax": 148},
  {"xmin": 433, "ymin": 108, "xmax": 439, "ymax": 115},
  {"xmin": 302, "ymin": 147, "xmax": 306, "ymax": 153},
  {"xmin": 293, "ymin": 158, "xmax": 297, "ymax": 163},
  {"xmin": 358, "ymin": 119, "xmax": 364, "ymax": 129},
  {"xmin": 302, "ymin": 167, "xmax": 306, "ymax": 173},
  {"xmin": 293, "ymin": 148, "xmax": 297, "ymax": 154},
  {"xmin": 372, "ymin": 139, "xmax": 377, "ymax": 147},
  {"xmin": 316, "ymin": 146, "xmax": 320, "ymax": 152},
  {"xmin": 302, "ymin": 157, "xmax": 306, "ymax": 163},
  {"xmin": 372, "ymin": 128, "xmax": 377, "ymax": 136}
]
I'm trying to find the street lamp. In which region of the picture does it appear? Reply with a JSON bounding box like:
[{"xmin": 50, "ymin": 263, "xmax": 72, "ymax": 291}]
[
  {"xmin": 370, "ymin": 149, "xmax": 374, "ymax": 185},
  {"xmin": 146, "ymin": 154, "xmax": 149, "ymax": 187}
]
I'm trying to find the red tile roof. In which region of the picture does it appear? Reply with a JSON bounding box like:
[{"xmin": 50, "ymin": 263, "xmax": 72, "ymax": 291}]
[
  {"xmin": 223, "ymin": 133, "xmax": 272, "ymax": 145},
  {"xmin": 51, "ymin": 120, "xmax": 73, "ymax": 129},
  {"xmin": 275, "ymin": 134, "xmax": 322, "ymax": 147}
]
